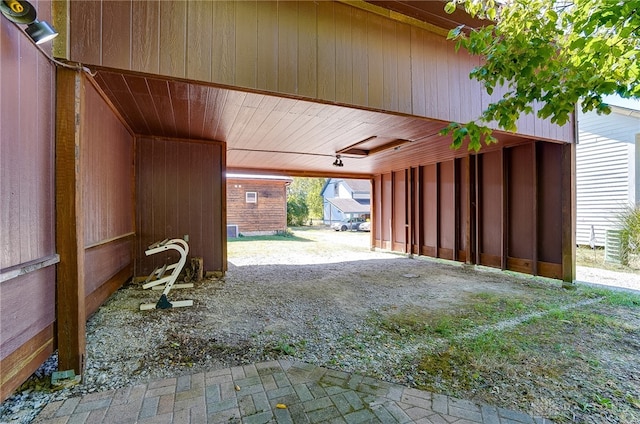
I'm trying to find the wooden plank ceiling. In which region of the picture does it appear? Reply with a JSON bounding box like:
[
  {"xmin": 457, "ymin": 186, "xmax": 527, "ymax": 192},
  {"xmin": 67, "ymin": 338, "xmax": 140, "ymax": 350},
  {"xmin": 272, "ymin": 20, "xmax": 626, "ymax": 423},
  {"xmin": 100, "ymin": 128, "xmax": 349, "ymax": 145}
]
[
  {"xmin": 92, "ymin": 2, "xmax": 511, "ymax": 178},
  {"xmin": 95, "ymin": 68, "xmax": 482, "ymax": 177}
]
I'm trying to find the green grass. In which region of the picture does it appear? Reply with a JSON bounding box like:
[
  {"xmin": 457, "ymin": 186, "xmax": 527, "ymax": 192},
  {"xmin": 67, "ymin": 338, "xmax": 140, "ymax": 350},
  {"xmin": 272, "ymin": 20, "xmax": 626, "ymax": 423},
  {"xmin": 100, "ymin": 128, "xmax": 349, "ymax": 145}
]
[
  {"xmin": 576, "ymin": 245, "xmax": 640, "ymax": 273},
  {"xmin": 227, "ymin": 229, "xmax": 310, "ymax": 242},
  {"xmin": 361, "ymin": 286, "xmax": 640, "ymax": 423}
]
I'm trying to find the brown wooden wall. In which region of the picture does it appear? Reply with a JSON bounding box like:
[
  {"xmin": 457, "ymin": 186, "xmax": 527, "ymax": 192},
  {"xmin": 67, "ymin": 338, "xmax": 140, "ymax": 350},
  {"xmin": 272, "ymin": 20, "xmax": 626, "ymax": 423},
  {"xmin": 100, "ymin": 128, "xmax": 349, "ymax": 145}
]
[
  {"xmin": 55, "ymin": 69, "xmax": 136, "ymax": 375},
  {"xmin": 373, "ymin": 140, "xmax": 571, "ymax": 281},
  {"xmin": 135, "ymin": 137, "xmax": 226, "ymax": 276},
  {"xmin": 81, "ymin": 79, "xmax": 135, "ymax": 317},
  {"xmin": 227, "ymin": 179, "xmax": 288, "ymax": 235},
  {"xmin": 0, "ymin": 1, "xmax": 57, "ymax": 402},
  {"xmin": 62, "ymin": 0, "xmax": 572, "ymax": 143}
]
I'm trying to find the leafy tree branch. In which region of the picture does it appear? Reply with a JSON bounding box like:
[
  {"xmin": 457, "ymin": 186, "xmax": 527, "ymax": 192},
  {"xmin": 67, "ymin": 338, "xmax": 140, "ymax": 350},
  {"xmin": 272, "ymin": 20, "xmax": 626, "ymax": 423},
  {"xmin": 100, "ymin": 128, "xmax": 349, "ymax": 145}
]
[{"xmin": 441, "ymin": 0, "xmax": 640, "ymax": 151}]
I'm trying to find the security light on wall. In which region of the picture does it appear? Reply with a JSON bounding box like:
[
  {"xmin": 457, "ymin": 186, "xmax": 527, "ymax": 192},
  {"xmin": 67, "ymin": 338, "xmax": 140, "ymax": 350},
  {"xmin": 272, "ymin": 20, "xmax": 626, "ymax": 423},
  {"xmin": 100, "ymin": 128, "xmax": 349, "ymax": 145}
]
[{"xmin": 1, "ymin": 0, "xmax": 58, "ymax": 44}]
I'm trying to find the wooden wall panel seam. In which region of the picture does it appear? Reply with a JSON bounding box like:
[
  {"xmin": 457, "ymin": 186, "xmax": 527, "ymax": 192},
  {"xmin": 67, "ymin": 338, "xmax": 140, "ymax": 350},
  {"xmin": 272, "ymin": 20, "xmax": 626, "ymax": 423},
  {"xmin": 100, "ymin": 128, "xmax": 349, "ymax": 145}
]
[{"xmin": 0, "ymin": 255, "xmax": 60, "ymax": 284}]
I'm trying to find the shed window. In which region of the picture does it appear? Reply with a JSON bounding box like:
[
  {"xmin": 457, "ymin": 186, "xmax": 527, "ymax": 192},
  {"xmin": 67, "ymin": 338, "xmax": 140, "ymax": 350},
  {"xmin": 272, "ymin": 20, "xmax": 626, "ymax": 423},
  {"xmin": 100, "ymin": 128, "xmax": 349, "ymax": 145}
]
[{"xmin": 246, "ymin": 191, "xmax": 257, "ymax": 203}]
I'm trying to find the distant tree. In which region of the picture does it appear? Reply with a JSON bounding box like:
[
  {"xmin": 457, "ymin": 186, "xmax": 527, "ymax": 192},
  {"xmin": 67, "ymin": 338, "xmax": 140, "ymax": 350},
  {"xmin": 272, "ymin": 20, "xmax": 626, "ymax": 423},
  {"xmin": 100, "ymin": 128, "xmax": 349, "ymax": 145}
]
[
  {"xmin": 286, "ymin": 177, "xmax": 326, "ymax": 225},
  {"xmin": 287, "ymin": 195, "xmax": 308, "ymax": 226},
  {"xmin": 305, "ymin": 178, "xmax": 326, "ymax": 219},
  {"xmin": 442, "ymin": 0, "xmax": 640, "ymax": 151}
]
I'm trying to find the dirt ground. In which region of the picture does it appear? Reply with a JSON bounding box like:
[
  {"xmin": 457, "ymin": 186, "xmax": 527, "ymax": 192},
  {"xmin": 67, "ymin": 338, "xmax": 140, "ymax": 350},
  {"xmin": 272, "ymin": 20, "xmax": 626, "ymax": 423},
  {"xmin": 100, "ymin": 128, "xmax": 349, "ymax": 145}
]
[{"xmin": 3, "ymin": 227, "xmax": 639, "ymax": 424}]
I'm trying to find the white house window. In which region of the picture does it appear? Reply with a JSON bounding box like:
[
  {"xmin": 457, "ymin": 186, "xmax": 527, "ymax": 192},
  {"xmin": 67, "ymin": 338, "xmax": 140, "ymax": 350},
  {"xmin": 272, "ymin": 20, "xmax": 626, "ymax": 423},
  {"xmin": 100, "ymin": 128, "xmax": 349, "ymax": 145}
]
[{"xmin": 246, "ymin": 191, "xmax": 257, "ymax": 203}]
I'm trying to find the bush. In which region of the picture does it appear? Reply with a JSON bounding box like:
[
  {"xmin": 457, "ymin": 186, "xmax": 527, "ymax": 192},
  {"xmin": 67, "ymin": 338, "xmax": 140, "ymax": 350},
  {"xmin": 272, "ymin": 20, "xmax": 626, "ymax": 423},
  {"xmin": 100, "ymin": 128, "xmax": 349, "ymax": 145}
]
[
  {"xmin": 618, "ymin": 205, "xmax": 640, "ymax": 265},
  {"xmin": 287, "ymin": 196, "xmax": 308, "ymax": 226}
]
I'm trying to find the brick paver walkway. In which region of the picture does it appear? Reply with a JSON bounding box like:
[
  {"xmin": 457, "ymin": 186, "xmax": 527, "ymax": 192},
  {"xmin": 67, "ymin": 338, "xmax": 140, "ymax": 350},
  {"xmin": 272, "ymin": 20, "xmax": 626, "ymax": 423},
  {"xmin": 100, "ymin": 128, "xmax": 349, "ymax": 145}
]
[{"xmin": 34, "ymin": 360, "xmax": 552, "ymax": 424}]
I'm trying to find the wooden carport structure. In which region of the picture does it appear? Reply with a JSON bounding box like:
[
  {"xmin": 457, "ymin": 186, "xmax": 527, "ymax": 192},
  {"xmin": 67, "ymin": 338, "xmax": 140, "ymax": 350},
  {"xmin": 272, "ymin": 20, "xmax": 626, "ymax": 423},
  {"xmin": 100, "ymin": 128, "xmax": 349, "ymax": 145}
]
[{"xmin": 0, "ymin": 0, "xmax": 575, "ymax": 402}]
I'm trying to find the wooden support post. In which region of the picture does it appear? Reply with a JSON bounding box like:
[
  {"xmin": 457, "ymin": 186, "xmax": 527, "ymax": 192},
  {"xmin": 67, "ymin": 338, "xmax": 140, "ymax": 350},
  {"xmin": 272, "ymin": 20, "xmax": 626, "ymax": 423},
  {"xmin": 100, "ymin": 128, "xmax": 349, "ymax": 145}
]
[
  {"xmin": 370, "ymin": 177, "xmax": 376, "ymax": 251},
  {"xmin": 465, "ymin": 155, "xmax": 474, "ymax": 264},
  {"xmin": 406, "ymin": 168, "xmax": 411, "ymax": 257},
  {"xmin": 562, "ymin": 142, "xmax": 577, "ymax": 286},
  {"xmin": 501, "ymin": 148, "xmax": 508, "ymax": 270},
  {"xmin": 55, "ymin": 68, "xmax": 86, "ymax": 375},
  {"xmin": 475, "ymin": 155, "xmax": 481, "ymax": 265},
  {"xmin": 435, "ymin": 163, "xmax": 440, "ymax": 258},
  {"xmin": 453, "ymin": 159, "xmax": 459, "ymax": 262},
  {"xmin": 532, "ymin": 142, "xmax": 539, "ymax": 276}
]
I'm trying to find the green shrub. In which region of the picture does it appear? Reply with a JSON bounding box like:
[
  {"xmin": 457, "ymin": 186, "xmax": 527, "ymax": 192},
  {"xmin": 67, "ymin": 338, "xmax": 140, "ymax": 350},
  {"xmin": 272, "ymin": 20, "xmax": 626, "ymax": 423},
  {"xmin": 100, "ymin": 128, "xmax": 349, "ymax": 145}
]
[
  {"xmin": 618, "ymin": 205, "xmax": 640, "ymax": 265},
  {"xmin": 287, "ymin": 196, "xmax": 308, "ymax": 226}
]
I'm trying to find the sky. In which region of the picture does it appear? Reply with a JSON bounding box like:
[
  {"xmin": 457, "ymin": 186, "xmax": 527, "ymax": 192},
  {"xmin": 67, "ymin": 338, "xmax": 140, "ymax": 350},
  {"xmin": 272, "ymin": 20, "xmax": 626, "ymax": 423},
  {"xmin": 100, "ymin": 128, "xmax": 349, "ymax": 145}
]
[{"xmin": 604, "ymin": 95, "xmax": 640, "ymax": 111}]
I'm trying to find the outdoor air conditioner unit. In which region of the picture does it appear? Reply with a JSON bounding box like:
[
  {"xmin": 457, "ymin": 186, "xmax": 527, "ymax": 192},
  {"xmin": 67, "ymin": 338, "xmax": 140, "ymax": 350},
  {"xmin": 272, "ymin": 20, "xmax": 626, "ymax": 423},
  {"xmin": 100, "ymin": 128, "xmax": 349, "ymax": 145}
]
[{"xmin": 227, "ymin": 224, "xmax": 239, "ymax": 238}]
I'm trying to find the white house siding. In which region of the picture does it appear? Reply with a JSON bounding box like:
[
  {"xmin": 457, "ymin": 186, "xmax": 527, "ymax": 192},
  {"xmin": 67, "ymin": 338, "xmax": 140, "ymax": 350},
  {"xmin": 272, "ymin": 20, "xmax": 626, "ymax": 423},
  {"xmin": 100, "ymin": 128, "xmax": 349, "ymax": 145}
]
[
  {"xmin": 321, "ymin": 179, "xmax": 371, "ymax": 224},
  {"xmin": 576, "ymin": 107, "xmax": 640, "ymax": 246}
]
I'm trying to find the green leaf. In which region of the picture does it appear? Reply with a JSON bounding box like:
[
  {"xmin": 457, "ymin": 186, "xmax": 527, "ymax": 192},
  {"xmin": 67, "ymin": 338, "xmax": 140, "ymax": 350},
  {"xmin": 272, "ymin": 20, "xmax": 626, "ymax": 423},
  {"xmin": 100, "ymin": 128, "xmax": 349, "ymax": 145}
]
[
  {"xmin": 444, "ymin": 1, "xmax": 456, "ymax": 15},
  {"xmin": 487, "ymin": 7, "xmax": 496, "ymax": 21},
  {"xmin": 445, "ymin": 0, "xmax": 640, "ymax": 150}
]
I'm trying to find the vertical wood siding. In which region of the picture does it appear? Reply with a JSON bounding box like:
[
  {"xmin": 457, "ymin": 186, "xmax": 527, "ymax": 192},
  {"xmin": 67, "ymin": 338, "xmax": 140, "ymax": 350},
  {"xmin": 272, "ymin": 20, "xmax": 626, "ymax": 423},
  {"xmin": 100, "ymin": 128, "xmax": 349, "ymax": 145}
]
[
  {"xmin": 80, "ymin": 77, "xmax": 135, "ymax": 307},
  {"xmin": 392, "ymin": 171, "xmax": 406, "ymax": 251},
  {"xmin": 136, "ymin": 137, "xmax": 226, "ymax": 276},
  {"xmin": 537, "ymin": 142, "xmax": 563, "ymax": 274},
  {"xmin": 456, "ymin": 157, "xmax": 470, "ymax": 262},
  {"xmin": 227, "ymin": 180, "xmax": 288, "ymax": 234},
  {"xmin": 477, "ymin": 150, "xmax": 503, "ymax": 268},
  {"xmin": 66, "ymin": 0, "xmax": 572, "ymax": 143},
  {"xmin": 421, "ymin": 164, "xmax": 438, "ymax": 257},
  {"xmin": 507, "ymin": 144, "xmax": 534, "ymax": 273},
  {"xmin": 0, "ymin": 269, "xmax": 56, "ymax": 360},
  {"xmin": 0, "ymin": 1, "xmax": 56, "ymax": 401},
  {"xmin": 373, "ymin": 140, "xmax": 568, "ymax": 281},
  {"xmin": 576, "ymin": 109, "xmax": 640, "ymax": 246},
  {"xmin": 438, "ymin": 161, "xmax": 455, "ymax": 260},
  {"xmin": 82, "ymin": 81, "xmax": 134, "ymax": 247}
]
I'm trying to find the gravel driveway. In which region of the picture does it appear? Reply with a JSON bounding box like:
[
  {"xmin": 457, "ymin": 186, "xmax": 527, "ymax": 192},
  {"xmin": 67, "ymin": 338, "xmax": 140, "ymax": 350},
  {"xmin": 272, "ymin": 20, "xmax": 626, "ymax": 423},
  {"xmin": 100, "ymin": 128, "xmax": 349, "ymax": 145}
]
[{"xmin": 1, "ymin": 227, "xmax": 638, "ymax": 423}]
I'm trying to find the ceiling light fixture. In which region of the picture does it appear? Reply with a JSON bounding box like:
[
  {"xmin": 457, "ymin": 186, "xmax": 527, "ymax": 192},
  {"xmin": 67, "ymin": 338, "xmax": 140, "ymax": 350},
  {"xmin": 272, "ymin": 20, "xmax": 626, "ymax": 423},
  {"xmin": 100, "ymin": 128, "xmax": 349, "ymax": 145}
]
[
  {"xmin": 1, "ymin": 0, "xmax": 58, "ymax": 44},
  {"xmin": 332, "ymin": 155, "xmax": 343, "ymax": 167}
]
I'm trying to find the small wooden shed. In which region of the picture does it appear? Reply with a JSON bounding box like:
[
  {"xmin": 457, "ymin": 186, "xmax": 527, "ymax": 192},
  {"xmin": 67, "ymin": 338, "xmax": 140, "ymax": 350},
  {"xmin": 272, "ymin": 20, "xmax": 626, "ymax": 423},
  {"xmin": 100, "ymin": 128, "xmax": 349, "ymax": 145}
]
[{"xmin": 227, "ymin": 174, "xmax": 292, "ymax": 237}]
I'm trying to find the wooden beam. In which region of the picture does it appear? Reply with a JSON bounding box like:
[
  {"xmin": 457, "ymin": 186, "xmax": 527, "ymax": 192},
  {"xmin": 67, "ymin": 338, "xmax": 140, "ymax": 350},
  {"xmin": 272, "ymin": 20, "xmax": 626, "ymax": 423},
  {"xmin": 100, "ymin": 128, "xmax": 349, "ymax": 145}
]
[
  {"xmin": 453, "ymin": 159, "xmax": 459, "ymax": 261},
  {"xmin": 475, "ymin": 155, "xmax": 481, "ymax": 265},
  {"xmin": 221, "ymin": 143, "xmax": 228, "ymax": 272},
  {"xmin": 406, "ymin": 168, "xmax": 411, "ymax": 256},
  {"xmin": 435, "ymin": 162, "xmax": 440, "ymax": 258},
  {"xmin": 412, "ymin": 167, "xmax": 421, "ymax": 255},
  {"xmin": 561, "ymin": 142, "xmax": 576, "ymax": 286},
  {"xmin": 501, "ymin": 148, "xmax": 508, "ymax": 270},
  {"xmin": 55, "ymin": 68, "xmax": 86, "ymax": 375},
  {"xmin": 532, "ymin": 142, "xmax": 539, "ymax": 276},
  {"xmin": 465, "ymin": 155, "xmax": 473, "ymax": 264},
  {"xmin": 370, "ymin": 176, "xmax": 376, "ymax": 250}
]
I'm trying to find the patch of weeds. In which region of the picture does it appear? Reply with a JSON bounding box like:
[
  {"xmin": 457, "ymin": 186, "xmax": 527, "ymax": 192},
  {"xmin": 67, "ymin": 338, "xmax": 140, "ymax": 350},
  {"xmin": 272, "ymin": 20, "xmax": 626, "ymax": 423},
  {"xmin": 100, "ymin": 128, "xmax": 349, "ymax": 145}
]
[
  {"xmin": 375, "ymin": 307, "xmax": 476, "ymax": 339},
  {"xmin": 626, "ymin": 394, "xmax": 640, "ymax": 409},
  {"xmin": 376, "ymin": 308, "xmax": 430, "ymax": 335},
  {"xmin": 264, "ymin": 337, "xmax": 306, "ymax": 357},
  {"xmin": 582, "ymin": 287, "xmax": 640, "ymax": 307},
  {"xmin": 267, "ymin": 341, "xmax": 296, "ymax": 355},
  {"xmin": 416, "ymin": 345, "xmax": 472, "ymax": 390},
  {"xmin": 593, "ymin": 394, "xmax": 613, "ymax": 409},
  {"xmin": 469, "ymin": 292, "xmax": 527, "ymax": 317}
]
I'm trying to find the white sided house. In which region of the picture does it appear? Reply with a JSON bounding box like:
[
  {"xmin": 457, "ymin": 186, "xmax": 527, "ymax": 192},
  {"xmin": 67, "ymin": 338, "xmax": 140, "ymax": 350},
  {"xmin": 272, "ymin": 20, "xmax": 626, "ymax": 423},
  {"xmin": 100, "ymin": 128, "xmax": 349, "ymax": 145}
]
[
  {"xmin": 321, "ymin": 178, "xmax": 371, "ymax": 224},
  {"xmin": 576, "ymin": 100, "xmax": 640, "ymax": 247}
]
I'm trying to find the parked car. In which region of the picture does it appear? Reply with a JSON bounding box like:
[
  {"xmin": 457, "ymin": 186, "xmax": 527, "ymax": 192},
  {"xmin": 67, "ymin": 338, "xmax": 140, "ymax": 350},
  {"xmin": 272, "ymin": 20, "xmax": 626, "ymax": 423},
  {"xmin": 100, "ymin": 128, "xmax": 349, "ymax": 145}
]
[
  {"xmin": 332, "ymin": 217, "xmax": 365, "ymax": 231},
  {"xmin": 359, "ymin": 221, "xmax": 371, "ymax": 232}
]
